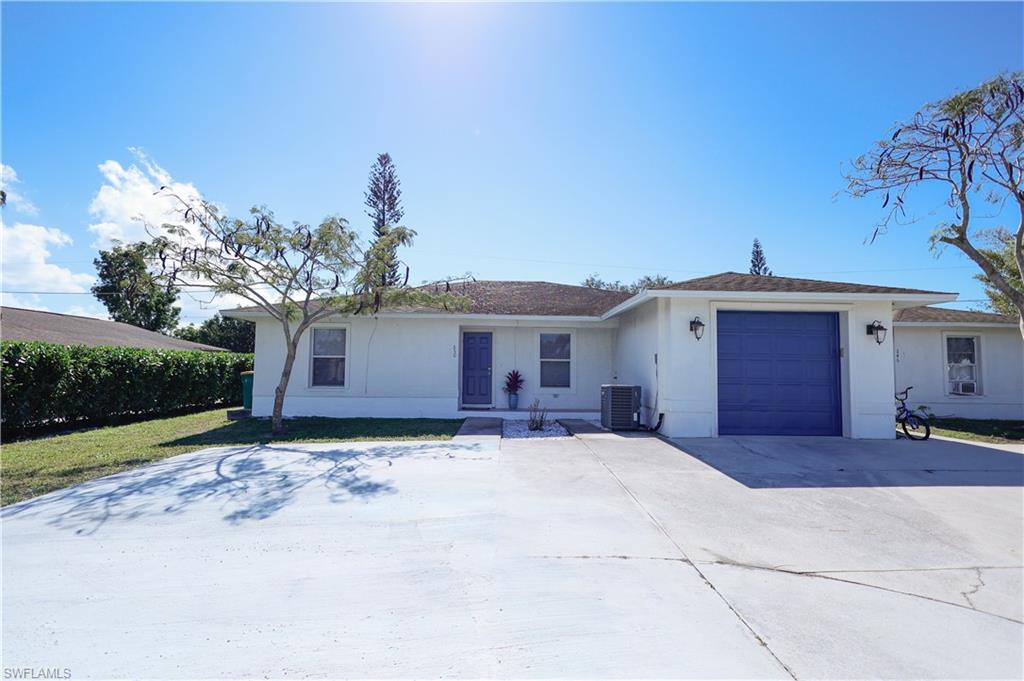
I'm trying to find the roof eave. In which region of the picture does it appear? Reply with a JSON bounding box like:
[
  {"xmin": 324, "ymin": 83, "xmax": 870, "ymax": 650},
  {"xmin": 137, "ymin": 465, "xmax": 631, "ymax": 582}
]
[
  {"xmin": 221, "ymin": 308, "xmax": 614, "ymax": 324},
  {"xmin": 894, "ymin": 321, "xmax": 1020, "ymax": 329},
  {"xmin": 221, "ymin": 307, "xmax": 269, "ymax": 320},
  {"xmin": 602, "ymin": 289, "xmax": 957, "ymax": 319}
]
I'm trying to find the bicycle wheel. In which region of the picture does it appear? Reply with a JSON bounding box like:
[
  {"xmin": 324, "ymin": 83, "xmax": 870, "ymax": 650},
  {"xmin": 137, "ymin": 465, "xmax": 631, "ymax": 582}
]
[{"xmin": 901, "ymin": 415, "xmax": 931, "ymax": 441}]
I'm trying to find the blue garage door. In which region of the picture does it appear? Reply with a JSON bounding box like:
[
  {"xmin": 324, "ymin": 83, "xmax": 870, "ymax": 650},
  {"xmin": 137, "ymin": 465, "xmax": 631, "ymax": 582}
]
[{"xmin": 717, "ymin": 311, "xmax": 842, "ymax": 436}]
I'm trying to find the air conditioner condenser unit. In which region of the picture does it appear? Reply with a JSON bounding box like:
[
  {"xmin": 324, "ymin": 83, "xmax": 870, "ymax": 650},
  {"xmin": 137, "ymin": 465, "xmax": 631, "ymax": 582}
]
[{"xmin": 601, "ymin": 384, "xmax": 641, "ymax": 430}]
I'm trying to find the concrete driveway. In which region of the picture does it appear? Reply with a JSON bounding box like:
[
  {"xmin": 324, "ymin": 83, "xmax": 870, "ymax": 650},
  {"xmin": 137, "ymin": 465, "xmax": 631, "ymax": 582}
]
[{"xmin": 2, "ymin": 432, "xmax": 1022, "ymax": 679}]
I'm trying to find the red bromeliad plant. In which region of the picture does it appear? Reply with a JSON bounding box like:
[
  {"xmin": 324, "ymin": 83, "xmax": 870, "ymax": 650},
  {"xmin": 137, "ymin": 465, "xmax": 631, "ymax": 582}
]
[{"xmin": 503, "ymin": 369, "xmax": 524, "ymax": 395}]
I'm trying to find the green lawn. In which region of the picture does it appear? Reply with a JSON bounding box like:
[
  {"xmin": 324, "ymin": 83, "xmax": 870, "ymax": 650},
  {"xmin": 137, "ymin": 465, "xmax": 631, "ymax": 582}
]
[
  {"xmin": 929, "ymin": 418, "xmax": 1024, "ymax": 445},
  {"xmin": 0, "ymin": 410, "xmax": 463, "ymax": 506}
]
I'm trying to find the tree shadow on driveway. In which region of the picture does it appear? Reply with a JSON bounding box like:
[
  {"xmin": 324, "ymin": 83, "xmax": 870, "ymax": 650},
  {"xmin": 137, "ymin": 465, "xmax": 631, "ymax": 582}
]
[{"xmin": 1, "ymin": 441, "xmax": 487, "ymax": 535}]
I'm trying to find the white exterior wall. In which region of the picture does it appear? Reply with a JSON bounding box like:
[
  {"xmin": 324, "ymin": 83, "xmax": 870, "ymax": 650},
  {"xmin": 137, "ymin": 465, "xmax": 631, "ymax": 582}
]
[
  {"xmin": 472, "ymin": 324, "xmax": 615, "ymax": 412},
  {"xmin": 894, "ymin": 325, "xmax": 1024, "ymax": 420},
  {"xmin": 243, "ymin": 298, "xmax": 965, "ymax": 438},
  {"xmin": 250, "ymin": 316, "xmax": 615, "ymax": 418},
  {"xmin": 843, "ymin": 300, "xmax": 899, "ymax": 438},
  {"xmin": 252, "ymin": 316, "xmax": 461, "ymax": 418},
  {"xmin": 611, "ymin": 299, "xmax": 662, "ymax": 427},
  {"xmin": 614, "ymin": 297, "xmax": 898, "ymax": 439}
]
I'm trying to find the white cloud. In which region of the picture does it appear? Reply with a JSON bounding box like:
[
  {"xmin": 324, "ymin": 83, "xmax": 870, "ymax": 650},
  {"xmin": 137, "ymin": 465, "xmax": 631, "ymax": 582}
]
[
  {"xmin": 0, "ymin": 164, "xmax": 39, "ymax": 216},
  {"xmin": 1, "ymin": 293, "xmax": 49, "ymax": 311},
  {"xmin": 0, "ymin": 222, "xmax": 96, "ymax": 309},
  {"xmin": 85, "ymin": 148, "xmax": 245, "ymax": 322},
  {"xmin": 83, "ymin": 149, "xmax": 275, "ymax": 323},
  {"xmin": 1, "ymin": 223, "xmax": 95, "ymax": 292},
  {"xmin": 87, "ymin": 147, "xmax": 203, "ymax": 248}
]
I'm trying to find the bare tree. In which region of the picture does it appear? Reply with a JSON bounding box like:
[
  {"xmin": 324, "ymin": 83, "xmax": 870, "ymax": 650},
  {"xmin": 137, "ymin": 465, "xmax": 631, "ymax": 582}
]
[
  {"xmin": 150, "ymin": 194, "xmax": 464, "ymax": 434},
  {"xmin": 844, "ymin": 72, "xmax": 1024, "ymax": 338}
]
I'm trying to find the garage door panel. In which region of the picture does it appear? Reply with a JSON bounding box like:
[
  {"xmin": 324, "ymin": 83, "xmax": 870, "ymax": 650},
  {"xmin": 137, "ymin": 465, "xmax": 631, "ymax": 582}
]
[
  {"xmin": 717, "ymin": 334, "xmax": 745, "ymax": 354},
  {"xmin": 745, "ymin": 383, "xmax": 776, "ymax": 403},
  {"xmin": 804, "ymin": 383, "xmax": 837, "ymax": 403},
  {"xmin": 717, "ymin": 311, "xmax": 842, "ymax": 436},
  {"xmin": 775, "ymin": 358, "xmax": 808, "ymax": 381},
  {"xmin": 800, "ymin": 356, "xmax": 833, "ymax": 373},
  {"xmin": 744, "ymin": 359, "xmax": 773, "ymax": 379}
]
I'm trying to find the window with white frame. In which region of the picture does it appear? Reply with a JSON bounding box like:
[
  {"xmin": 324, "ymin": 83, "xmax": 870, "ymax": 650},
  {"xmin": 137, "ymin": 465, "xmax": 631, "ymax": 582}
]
[
  {"xmin": 946, "ymin": 335, "xmax": 980, "ymax": 395},
  {"xmin": 311, "ymin": 328, "xmax": 346, "ymax": 387},
  {"xmin": 539, "ymin": 333, "xmax": 571, "ymax": 388}
]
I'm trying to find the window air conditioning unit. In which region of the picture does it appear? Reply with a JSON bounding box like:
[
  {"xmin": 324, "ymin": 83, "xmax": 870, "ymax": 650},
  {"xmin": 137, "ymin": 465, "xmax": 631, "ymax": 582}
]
[
  {"xmin": 601, "ymin": 385, "xmax": 641, "ymax": 430},
  {"xmin": 952, "ymin": 381, "xmax": 977, "ymax": 395}
]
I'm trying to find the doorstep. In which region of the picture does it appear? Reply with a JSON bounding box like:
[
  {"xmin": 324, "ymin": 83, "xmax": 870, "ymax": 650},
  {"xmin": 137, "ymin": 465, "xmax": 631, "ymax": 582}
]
[{"xmin": 454, "ymin": 417, "xmax": 503, "ymax": 439}]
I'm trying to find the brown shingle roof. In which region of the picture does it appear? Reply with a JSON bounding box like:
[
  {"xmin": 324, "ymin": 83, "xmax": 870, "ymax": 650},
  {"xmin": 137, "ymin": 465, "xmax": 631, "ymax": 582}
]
[
  {"xmin": 0, "ymin": 307, "xmax": 228, "ymax": 352},
  {"xmin": 415, "ymin": 280, "xmax": 632, "ymax": 316},
  {"xmin": 893, "ymin": 306, "xmax": 1019, "ymax": 325},
  {"xmin": 654, "ymin": 271, "xmax": 953, "ymax": 296},
  {"xmin": 225, "ymin": 281, "xmax": 632, "ymax": 318},
  {"xmin": 224, "ymin": 275, "xmax": 959, "ymax": 321}
]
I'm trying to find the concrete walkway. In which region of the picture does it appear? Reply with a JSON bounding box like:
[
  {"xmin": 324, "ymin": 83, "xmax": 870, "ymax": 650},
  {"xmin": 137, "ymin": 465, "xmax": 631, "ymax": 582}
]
[
  {"xmin": 454, "ymin": 416, "xmax": 503, "ymax": 437},
  {"xmin": 558, "ymin": 418, "xmax": 608, "ymax": 434},
  {"xmin": 2, "ymin": 434, "xmax": 1021, "ymax": 678}
]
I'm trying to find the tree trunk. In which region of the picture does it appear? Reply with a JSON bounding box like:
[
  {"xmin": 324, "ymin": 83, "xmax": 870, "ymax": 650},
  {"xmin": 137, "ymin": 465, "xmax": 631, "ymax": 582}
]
[
  {"xmin": 1015, "ymin": 204, "xmax": 1024, "ymax": 343},
  {"xmin": 272, "ymin": 342, "xmax": 299, "ymax": 435}
]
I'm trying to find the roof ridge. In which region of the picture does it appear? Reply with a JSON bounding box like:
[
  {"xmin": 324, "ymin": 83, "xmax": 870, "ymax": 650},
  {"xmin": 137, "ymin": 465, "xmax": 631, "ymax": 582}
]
[
  {"xmin": 655, "ymin": 271, "xmax": 955, "ymax": 296},
  {"xmin": 1, "ymin": 305, "xmax": 113, "ymax": 322}
]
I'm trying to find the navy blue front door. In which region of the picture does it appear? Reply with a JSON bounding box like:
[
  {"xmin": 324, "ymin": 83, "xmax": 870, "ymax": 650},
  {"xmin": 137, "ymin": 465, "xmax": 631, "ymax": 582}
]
[
  {"xmin": 717, "ymin": 311, "xmax": 842, "ymax": 436},
  {"xmin": 462, "ymin": 332, "xmax": 493, "ymax": 406}
]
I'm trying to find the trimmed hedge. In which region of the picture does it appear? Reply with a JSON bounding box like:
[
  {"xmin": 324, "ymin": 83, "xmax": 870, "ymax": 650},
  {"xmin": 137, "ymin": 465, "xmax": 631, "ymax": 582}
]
[{"xmin": 2, "ymin": 341, "xmax": 253, "ymax": 433}]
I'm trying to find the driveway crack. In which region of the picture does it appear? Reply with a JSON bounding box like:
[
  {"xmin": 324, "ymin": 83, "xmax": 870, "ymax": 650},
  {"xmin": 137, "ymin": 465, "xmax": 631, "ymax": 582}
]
[
  {"xmin": 699, "ymin": 559, "xmax": 1021, "ymax": 624},
  {"xmin": 576, "ymin": 437, "xmax": 798, "ymax": 680},
  {"xmin": 960, "ymin": 567, "xmax": 985, "ymax": 609}
]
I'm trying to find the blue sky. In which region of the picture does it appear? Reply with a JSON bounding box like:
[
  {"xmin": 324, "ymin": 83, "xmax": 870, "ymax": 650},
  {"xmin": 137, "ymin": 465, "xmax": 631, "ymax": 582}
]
[{"xmin": 2, "ymin": 2, "xmax": 1022, "ymax": 323}]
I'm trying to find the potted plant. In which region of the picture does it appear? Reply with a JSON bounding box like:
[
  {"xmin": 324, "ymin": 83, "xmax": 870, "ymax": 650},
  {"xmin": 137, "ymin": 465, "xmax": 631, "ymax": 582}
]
[{"xmin": 503, "ymin": 369, "xmax": 524, "ymax": 410}]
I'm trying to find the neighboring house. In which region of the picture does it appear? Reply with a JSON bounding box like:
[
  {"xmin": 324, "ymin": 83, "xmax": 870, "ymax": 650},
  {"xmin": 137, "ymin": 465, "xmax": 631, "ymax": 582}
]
[
  {"xmin": 0, "ymin": 307, "xmax": 227, "ymax": 352},
  {"xmin": 224, "ymin": 272, "xmax": 975, "ymax": 439},
  {"xmin": 893, "ymin": 306, "xmax": 1023, "ymax": 420}
]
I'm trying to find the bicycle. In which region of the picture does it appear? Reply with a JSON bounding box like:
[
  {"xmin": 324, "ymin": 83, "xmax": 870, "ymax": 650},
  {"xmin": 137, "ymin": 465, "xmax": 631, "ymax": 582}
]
[{"xmin": 895, "ymin": 386, "xmax": 930, "ymax": 441}]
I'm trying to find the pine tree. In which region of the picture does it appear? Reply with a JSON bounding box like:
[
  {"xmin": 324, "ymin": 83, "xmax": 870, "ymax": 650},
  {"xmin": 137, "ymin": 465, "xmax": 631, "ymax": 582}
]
[
  {"xmin": 749, "ymin": 238, "xmax": 772, "ymax": 276},
  {"xmin": 364, "ymin": 153, "xmax": 404, "ymax": 286}
]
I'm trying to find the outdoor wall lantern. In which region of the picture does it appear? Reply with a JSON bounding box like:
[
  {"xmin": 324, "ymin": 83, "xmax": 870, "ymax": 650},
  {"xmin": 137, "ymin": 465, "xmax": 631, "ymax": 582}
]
[
  {"xmin": 689, "ymin": 316, "xmax": 706, "ymax": 341},
  {"xmin": 866, "ymin": 320, "xmax": 888, "ymax": 345}
]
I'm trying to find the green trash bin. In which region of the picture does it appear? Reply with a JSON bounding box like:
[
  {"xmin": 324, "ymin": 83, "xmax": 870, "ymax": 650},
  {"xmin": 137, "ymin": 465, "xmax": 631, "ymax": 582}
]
[{"xmin": 240, "ymin": 371, "xmax": 254, "ymax": 410}]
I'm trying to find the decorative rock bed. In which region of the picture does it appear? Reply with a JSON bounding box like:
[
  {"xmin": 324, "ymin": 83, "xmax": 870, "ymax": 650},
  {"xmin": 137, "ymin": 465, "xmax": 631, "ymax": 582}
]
[{"xmin": 502, "ymin": 419, "xmax": 572, "ymax": 439}]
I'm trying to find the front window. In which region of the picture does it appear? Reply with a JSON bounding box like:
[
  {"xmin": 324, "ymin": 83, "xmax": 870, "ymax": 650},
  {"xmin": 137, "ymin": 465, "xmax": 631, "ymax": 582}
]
[
  {"xmin": 540, "ymin": 333, "xmax": 571, "ymax": 388},
  {"xmin": 311, "ymin": 328, "xmax": 346, "ymax": 387},
  {"xmin": 946, "ymin": 336, "xmax": 980, "ymax": 395}
]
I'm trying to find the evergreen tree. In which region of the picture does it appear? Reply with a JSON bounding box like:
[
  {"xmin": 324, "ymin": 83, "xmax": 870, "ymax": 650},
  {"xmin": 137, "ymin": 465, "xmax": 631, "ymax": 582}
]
[
  {"xmin": 364, "ymin": 153, "xmax": 404, "ymax": 286},
  {"xmin": 749, "ymin": 238, "xmax": 772, "ymax": 276},
  {"xmin": 92, "ymin": 242, "xmax": 180, "ymax": 332},
  {"xmin": 175, "ymin": 314, "xmax": 256, "ymax": 352},
  {"xmin": 582, "ymin": 274, "xmax": 672, "ymax": 293},
  {"xmin": 974, "ymin": 235, "xmax": 1023, "ymax": 318}
]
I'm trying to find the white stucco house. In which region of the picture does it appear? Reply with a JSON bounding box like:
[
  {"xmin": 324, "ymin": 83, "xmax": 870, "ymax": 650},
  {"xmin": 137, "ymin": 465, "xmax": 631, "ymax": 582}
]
[
  {"xmin": 893, "ymin": 306, "xmax": 1023, "ymax": 420},
  {"xmin": 224, "ymin": 272, "xmax": 1021, "ymax": 439}
]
